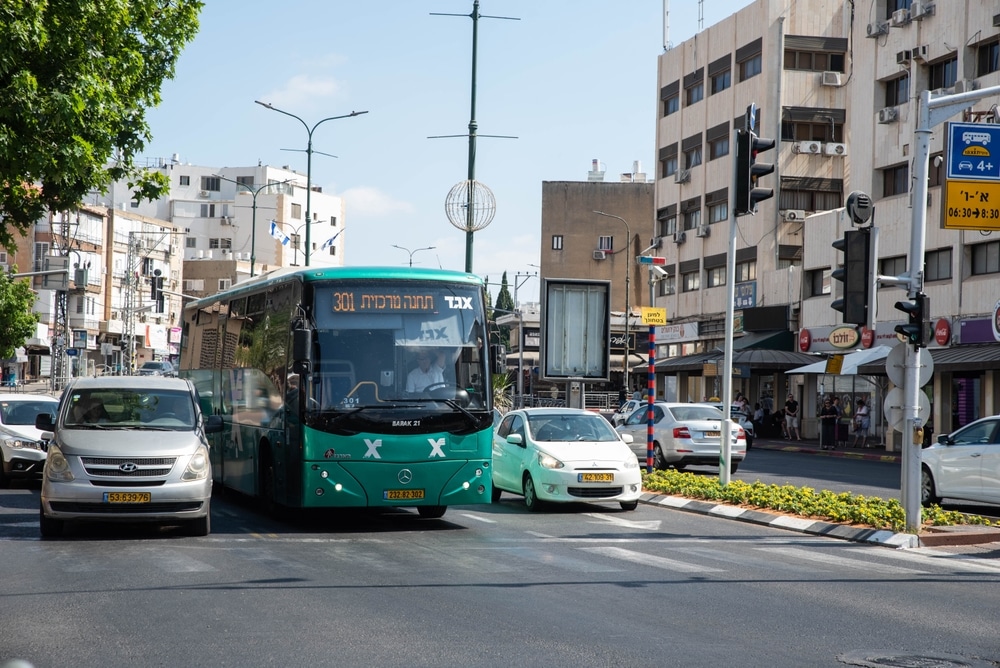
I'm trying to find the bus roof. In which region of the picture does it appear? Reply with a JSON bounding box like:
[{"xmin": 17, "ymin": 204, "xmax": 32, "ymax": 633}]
[{"xmin": 184, "ymin": 266, "xmax": 485, "ymax": 310}]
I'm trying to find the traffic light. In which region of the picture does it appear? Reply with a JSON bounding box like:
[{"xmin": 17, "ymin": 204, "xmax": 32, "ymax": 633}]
[
  {"xmin": 831, "ymin": 229, "xmax": 875, "ymax": 326},
  {"xmin": 894, "ymin": 293, "xmax": 929, "ymax": 347},
  {"xmin": 150, "ymin": 269, "xmax": 160, "ymax": 301},
  {"xmin": 734, "ymin": 129, "xmax": 776, "ymax": 216}
]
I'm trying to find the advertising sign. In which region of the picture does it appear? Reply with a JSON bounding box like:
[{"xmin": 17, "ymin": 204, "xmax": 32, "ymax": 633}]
[{"xmin": 540, "ymin": 279, "xmax": 610, "ymax": 381}]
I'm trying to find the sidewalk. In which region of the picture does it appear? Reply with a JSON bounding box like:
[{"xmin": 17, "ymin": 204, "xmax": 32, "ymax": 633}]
[
  {"xmin": 2, "ymin": 380, "xmax": 61, "ymax": 398},
  {"xmin": 752, "ymin": 435, "xmax": 901, "ymax": 463}
]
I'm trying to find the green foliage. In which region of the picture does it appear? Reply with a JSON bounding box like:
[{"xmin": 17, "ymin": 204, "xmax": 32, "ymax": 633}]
[
  {"xmin": 642, "ymin": 469, "xmax": 997, "ymax": 533},
  {"xmin": 0, "ymin": 0, "xmax": 203, "ymax": 253},
  {"xmin": 492, "ymin": 370, "xmax": 513, "ymax": 413},
  {"xmin": 493, "ymin": 272, "xmax": 514, "ymax": 349},
  {"xmin": 0, "ymin": 272, "xmax": 39, "ymax": 359}
]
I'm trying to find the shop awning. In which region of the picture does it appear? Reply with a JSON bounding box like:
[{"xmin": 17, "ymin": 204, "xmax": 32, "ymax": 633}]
[
  {"xmin": 733, "ymin": 330, "xmax": 796, "ymax": 351},
  {"xmin": 856, "ymin": 343, "xmax": 1000, "ymax": 374},
  {"xmin": 655, "ymin": 348, "xmax": 817, "ymax": 374},
  {"xmin": 786, "ymin": 345, "xmax": 892, "ymax": 376}
]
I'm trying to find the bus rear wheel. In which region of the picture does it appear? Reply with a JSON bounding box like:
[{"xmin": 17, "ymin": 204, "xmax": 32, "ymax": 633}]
[{"xmin": 417, "ymin": 505, "xmax": 447, "ymax": 519}]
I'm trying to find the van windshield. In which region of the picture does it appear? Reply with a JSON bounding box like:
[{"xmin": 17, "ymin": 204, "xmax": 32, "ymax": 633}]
[{"xmin": 64, "ymin": 390, "xmax": 196, "ymax": 430}]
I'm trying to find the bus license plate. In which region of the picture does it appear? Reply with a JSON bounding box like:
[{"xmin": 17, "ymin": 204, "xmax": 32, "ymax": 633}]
[
  {"xmin": 578, "ymin": 473, "xmax": 614, "ymax": 483},
  {"xmin": 384, "ymin": 489, "xmax": 425, "ymax": 501},
  {"xmin": 104, "ymin": 492, "xmax": 151, "ymax": 504}
]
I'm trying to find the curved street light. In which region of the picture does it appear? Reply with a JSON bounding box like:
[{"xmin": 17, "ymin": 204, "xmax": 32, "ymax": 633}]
[
  {"xmin": 254, "ymin": 101, "xmax": 368, "ymax": 267},
  {"xmin": 392, "ymin": 244, "xmax": 436, "ymax": 267},
  {"xmin": 593, "ymin": 210, "xmax": 633, "ymax": 395},
  {"xmin": 214, "ymin": 175, "xmax": 293, "ymax": 277},
  {"xmin": 271, "ymin": 220, "xmax": 309, "ymax": 266}
]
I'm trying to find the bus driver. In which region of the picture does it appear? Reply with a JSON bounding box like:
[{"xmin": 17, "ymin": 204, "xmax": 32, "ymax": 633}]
[{"xmin": 406, "ymin": 349, "xmax": 444, "ymax": 393}]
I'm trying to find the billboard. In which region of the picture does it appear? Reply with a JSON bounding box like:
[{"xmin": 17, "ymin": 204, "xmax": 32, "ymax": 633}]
[{"xmin": 540, "ymin": 279, "xmax": 610, "ymax": 381}]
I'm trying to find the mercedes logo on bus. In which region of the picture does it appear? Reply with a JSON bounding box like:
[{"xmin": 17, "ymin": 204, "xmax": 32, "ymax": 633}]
[{"xmin": 398, "ymin": 469, "xmax": 413, "ymax": 485}]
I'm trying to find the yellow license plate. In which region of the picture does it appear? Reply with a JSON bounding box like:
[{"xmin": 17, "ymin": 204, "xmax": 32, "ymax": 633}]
[
  {"xmin": 578, "ymin": 473, "xmax": 614, "ymax": 483},
  {"xmin": 384, "ymin": 489, "xmax": 425, "ymax": 501},
  {"xmin": 104, "ymin": 492, "xmax": 151, "ymax": 504},
  {"xmin": 704, "ymin": 431, "xmax": 720, "ymax": 438}
]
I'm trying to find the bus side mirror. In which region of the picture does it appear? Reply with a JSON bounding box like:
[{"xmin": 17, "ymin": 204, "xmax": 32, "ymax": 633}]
[
  {"xmin": 489, "ymin": 344, "xmax": 505, "ymax": 375},
  {"xmin": 292, "ymin": 329, "xmax": 312, "ymax": 373}
]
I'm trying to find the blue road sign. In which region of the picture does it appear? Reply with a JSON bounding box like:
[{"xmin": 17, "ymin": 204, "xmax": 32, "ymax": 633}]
[{"xmin": 947, "ymin": 122, "xmax": 1000, "ymax": 181}]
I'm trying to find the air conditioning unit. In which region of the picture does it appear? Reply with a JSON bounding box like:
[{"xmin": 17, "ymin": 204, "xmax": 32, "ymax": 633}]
[
  {"xmin": 824, "ymin": 142, "xmax": 847, "ymax": 156},
  {"xmin": 890, "ymin": 8, "xmax": 909, "ymax": 26},
  {"xmin": 954, "ymin": 79, "xmax": 978, "ymax": 94},
  {"xmin": 896, "ymin": 50, "xmax": 911, "ymax": 65},
  {"xmin": 782, "ymin": 209, "xmax": 806, "ymax": 222},
  {"xmin": 673, "ymin": 231, "xmax": 686, "ymax": 245},
  {"xmin": 930, "ymin": 87, "xmax": 948, "ymax": 97},
  {"xmin": 674, "ymin": 169, "xmax": 691, "ymax": 184},
  {"xmin": 695, "ymin": 224, "xmax": 711, "ymax": 238},
  {"xmin": 220, "ymin": 216, "xmax": 232, "ymax": 225},
  {"xmin": 820, "ymin": 71, "xmax": 842, "ymax": 86},
  {"xmin": 866, "ymin": 21, "xmax": 889, "ymax": 37},
  {"xmin": 166, "ymin": 245, "xmax": 175, "ymax": 255},
  {"xmin": 911, "ymin": 44, "xmax": 928, "ymax": 62},
  {"xmin": 592, "ymin": 250, "xmax": 607, "ymax": 261},
  {"xmin": 198, "ymin": 190, "xmax": 210, "ymax": 198},
  {"xmin": 910, "ymin": 1, "xmax": 934, "ymax": 19},
  {"xmin": 792, "ymin": 141, "xmax": 821, "ymax": 155},
  {"xmin": 877, "ymin": 106, "xmax": 899, "ymax": 124}
]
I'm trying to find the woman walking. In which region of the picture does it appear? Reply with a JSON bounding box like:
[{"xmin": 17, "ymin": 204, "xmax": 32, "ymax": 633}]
[
  {"xmin": 851, "ymin": 399, "xmax": 871, "ymax": 448},
  {"xmin": 819, "ymin": 397, "xmax": 838, "ymax": 450},
  {"xmin": 832, "ymin": 396, "xmax": 846, "ymax": 448}
]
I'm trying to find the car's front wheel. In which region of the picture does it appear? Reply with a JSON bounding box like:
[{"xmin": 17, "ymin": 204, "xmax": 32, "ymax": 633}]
[
  {"xmin": 523, "ymin": 474, "xmax": 543, "ymax": 512},
  {"xmin": 491, "ymin": 484, "xmax": 502, "ymax": 503},
  {"xmin": 921, "ymin": 467, "xmax": 941, "ymax": 507},
  {"xmin": 185, "ymin": 510, "xmax": 211, "ymax": 537}
]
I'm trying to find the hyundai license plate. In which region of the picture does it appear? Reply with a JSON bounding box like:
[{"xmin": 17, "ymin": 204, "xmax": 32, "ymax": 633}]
[
  {"xmin": 578, "ymin": 473, "xmax": 614, "ymax": 483},
  {"xmin": 104, "ymin": 492, "xmax": 151, "ymax": 503},
  {"xmin": 384, "ymin": 489, "xmax": 425, "ymax": 500}
]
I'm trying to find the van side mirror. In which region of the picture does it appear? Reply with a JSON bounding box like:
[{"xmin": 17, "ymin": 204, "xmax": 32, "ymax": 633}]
[
  {"xmin": 35, "ymin": 413, "xmax": 54, "ymax": 431},
  {"xmin": 203, "ymin": 414, "xmax": 224, "ymax": 434}
]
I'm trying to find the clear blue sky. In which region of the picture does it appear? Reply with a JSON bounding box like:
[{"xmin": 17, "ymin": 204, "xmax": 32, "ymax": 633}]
[{"xmin": 145, "ymin": 0, "xmax": 751, "ymax": 301}]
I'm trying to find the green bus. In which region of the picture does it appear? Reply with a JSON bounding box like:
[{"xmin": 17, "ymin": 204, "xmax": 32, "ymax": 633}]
[{"xmin": 179, "ymin": 266, "xmax": 498, "ymax": 518}]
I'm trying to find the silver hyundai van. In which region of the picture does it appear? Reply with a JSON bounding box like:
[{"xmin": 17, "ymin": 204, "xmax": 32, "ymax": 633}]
[{"xmin": 37, "ymin": 376, "xmax": 222, "ymax": 538}]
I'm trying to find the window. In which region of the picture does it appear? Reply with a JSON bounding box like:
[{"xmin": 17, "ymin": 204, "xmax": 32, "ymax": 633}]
[
  {"xmin": 709, "ymin": 202, "xmax": 728, "ymax": 223},
  {"xmin": 236, "ymin": 175, "xmax": 254, "ymax": 188},
  {"xmin": 660, "ymin": 81, "xmax": 680, "ymax": 117},
  {"xmin": 784, "ymin": 50, "xmax": 845, "ymax": 73},
  {"xmin": 0, "ymin": 251, "xmax": 7, "ymax": 265},
  {"xmin": 709, "ymin": 135, "xmax": 729, "ymax": 160},
  {"xmin": 183, "ymin": 279, "xmax": 205, "ymax": 292},
  {"xmin": 330, "ymin": 216, "xmax": 338, "ymax": 227},
  {"xmin": 883, "ymin": 164, "xmax": 908, "ymax": 197},
  {"xmin": 879, "ymin": 256, "xmax": 906, "ymax": 284},
  {"xmin": 682, "ymin": 271, "xmax": 700, "ymax": 292},
  {"xmin": 735, "ymin": 260, "xmax": 756, "ymax": 282},
  {"xmin": 781, "ymin": 119, "xmax": 843, "ymax": 143},
  {"xmin": 683, "ymin": 209, "xmax": 701, "ymax": 231},
  {"xmin": 291, "ymin": 203, "xmax": 302, "ymax": 219},
  {"xmin": 551, "ymin": 235, "xmax": 563, "ymax": 251},
  {"xmin": 886, "ymin": 0, "xmax": 911, "ymax": 14},
  {"xmin": 185, "ymin": 237, "xmax": 196, "ymax": 249},
  {"xmin": 209, "ymin": 238, "xmax": 221, "ymax": 249},
  {"xmin": 664, "ymin": 95, "xmax": 679, "ymax": 116},
  {"xmin": 686, "ymin": 82, "xmax": 704, "ymax": 105},
  {"xmin": 978, "ymin": 39, "xmax": 1000, "ymax": 77},
  {"xmin": 929, "ymin": 57, "xmax": 958, "ymax": 90},
  {"xmin": 220, "ymin": 238, "xmax": 232, "ymax": 249},
  {"xmin": 200, "ymin": 176, "xmax": 221, "ymax": 192},
  {"xmin": 199, "ymin": 203, "xmax": 216, "ymax": 218},
  {"xmin": 739, "ymin": 54, "xmax": 761, "ymax": 81},
  {"xmin": 141, "ymin": 257, "xmax": 153, "ymax": 276},
  {"xmin": 328, "ymin": 245, "xmax": 337, "ymax": 256},
  {"xmin": 658, "ymin": 215, "xmax": 677, "ymax": 237},
  {"xmin": 972, "ymin": 241, "xmax": 1000, "ymax": 276},
  {"xmin": 684, "ymin": 146, "xmax": 702, "ymax": 169},
  {"xmin": 179, "ymin": 175, "xmax": 190, "ymax": 186},
  {"xmin": 662, "ymin": 154, "xmax": 678, "ymax": 177},
  {"xmin": 885, "ymin": 75, "xmax": 909, "ymax": 107},
  {"xmin": 130, "ymin": 200, "xmax": 139, "ymax": 209},
  {"xmin": 710, "ymin": 70, "xmax": 730, "ymax": 94},
  {"xmin": 925, "ymin": 248, "xmax": 952, "ymax": 282},
  {"xmin": 805, "ymin": 268, "xmax": 830, "ymax": 297},
  {"xmin": 598, "ymin": 236, "xmax": 613, "ymax": 252},
  {"xmin": 219, "ymin": 278, "xmax": 232, "ymax": 291},
  {"xmin": 779, "ymin": 176, "xmax": 843, "ymax": 212},
  {"xmin": 659, "ymin": 275, "xmax": 676, "ymax": 296},
  {"xmin": 706, "ymin": 266, "xmax": 726, "ymax": 288}
]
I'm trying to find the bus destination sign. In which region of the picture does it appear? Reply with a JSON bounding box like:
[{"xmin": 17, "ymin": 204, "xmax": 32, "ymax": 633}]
[{"xmin": 332, "ymin": 290, "xmax": 439, "ymax": 313}]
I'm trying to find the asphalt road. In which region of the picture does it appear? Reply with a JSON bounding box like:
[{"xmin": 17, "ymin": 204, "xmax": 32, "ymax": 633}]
[{"xmin": 2, "ymin": 480, "xmax": 1000, "ymax": 668}]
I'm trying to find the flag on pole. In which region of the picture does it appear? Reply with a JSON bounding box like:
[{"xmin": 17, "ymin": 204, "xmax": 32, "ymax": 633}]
[
  {"xmin": 269, "ymin": 220, "xmax": 290, "ymax": 245},
  {"xmin": 320, "ymin": 228, "xmax": 344, "ymax": 251}
]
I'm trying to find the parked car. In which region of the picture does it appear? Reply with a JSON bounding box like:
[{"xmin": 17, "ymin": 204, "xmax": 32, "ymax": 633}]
[
  {"xmin": 710, "ymin": 403, "xmax": 755, "ymax": 448},
  {"xmin": 0, "ymin": 394, "xmax": 59, "ymax": 487},
  {"xmin": 36, "ymin": 376, "xmax": 223, "ymax": 538},
  {"xmin": 921, "ymin": 415, "xmax": 1000, "ymax": 507},
  {"xmin": 492, "ymin": 407, "xmax": 641, "ymax": 511},
  {"xmin": 610, "ymin": 399, "xmax": 643, "ymax": 426},
  {"xmin": 136, "ymin": 361, "xmax": 175, "ymax": 377},
  {"xmin": 616, "ymin": 402, "xmax": 746, "ymax": 474}
]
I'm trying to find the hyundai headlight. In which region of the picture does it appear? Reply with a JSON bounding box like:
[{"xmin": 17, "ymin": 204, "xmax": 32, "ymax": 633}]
[
  {"xmin": 181, "ymin": 446, "xmax": 210, "ymax": 481},
  {"xmin": 45, "ymin": 445, "xmax": 74, "ymax": 482}
]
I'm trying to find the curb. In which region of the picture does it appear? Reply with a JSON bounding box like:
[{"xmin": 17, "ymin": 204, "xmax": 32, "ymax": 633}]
[
  {"xmin": 639, "ymin": 492, "xmax": 921, "ymax": 548},
  {"xmin": 753, "ymin": 440, "xmax": 901, "ymax": 463}
]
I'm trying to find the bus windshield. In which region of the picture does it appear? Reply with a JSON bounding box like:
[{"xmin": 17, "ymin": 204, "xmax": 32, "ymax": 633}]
[{"xmin": 308, "ymin": 282, "xmax": 490, "ymax": 412}]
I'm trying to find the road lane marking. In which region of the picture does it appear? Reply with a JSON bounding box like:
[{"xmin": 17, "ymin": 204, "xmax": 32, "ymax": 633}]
[
  {"xmin": 459, "ymin": 513, "xmax": 496, "ymax": 524},
  {"xmin": 846, "ymin": 547, "xmax": 1000, "ymax": 574},
  {"xmin": 580, "ymin": 546, "xmax": 724, "ymax": 573},
  {"xmin": 756, "ymin": 546, "xmax": 928, "ymax": 575},
  {"xmin": 582, "ymin": 513, "xmax": 661, "ymax": 531}
]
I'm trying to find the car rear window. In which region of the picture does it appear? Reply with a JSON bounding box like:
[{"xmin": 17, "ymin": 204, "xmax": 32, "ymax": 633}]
[{"xmin": 667, "ymin": 405, "xmax": 724, "ymax": 422}]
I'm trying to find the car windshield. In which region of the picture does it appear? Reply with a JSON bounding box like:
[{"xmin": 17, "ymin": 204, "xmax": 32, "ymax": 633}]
[
  {"xmin": 527, "ymin": 414, "xmax": 621, "ymax": 442},
  {"xmin": 667, "ymin": 405, "xmax": 725, "ymax": 422},
  {"xmin": 64, "ymin": 389, "xmax": 195, "ymax": 430},
  {"xmin": 0, "ymin": 400, "xmax": 57, "ymax": 426},
  {"xmin": 140, "ymin": 362, "xmax": 169, "ymax": 371}
]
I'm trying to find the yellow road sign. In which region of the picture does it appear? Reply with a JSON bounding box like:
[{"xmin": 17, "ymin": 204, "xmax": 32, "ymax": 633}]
[
  {"xmin": 641, "ymin": 307, "xmax": 667, "ymax": 326},
  {"xmin": 943, "ymin": 180, "xmax": 1000, "ymax": 230}
]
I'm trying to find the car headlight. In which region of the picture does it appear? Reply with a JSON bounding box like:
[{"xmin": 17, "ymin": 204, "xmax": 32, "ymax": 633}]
[
  {"xmin": 623, "ymin": 457, "xmax": 638, "ymax": 469},
  {"xmin": 45, "ymin": 445, "xmax": 74, "ymax": 482},
  {"xmin": 3, "ymin": 437, "xmax": 43, "ymax": 451},
  {"xmin": 181, "ymin": 446, "xmax": 210, "ymax": 481},
  {"xmin": 537, "ymin": 452, "xmax": 564, "ymax": 469}
]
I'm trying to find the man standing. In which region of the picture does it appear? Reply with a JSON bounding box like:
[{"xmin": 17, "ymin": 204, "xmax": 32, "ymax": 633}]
[{"xmin": 784, "ymin": 393, "xmax": 801, "ymax": 441}]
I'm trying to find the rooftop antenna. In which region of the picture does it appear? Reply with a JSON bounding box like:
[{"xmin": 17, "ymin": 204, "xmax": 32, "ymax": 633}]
[{"xmin": 662, "ymin": 0, "xmax": 672, "ymax": 50}]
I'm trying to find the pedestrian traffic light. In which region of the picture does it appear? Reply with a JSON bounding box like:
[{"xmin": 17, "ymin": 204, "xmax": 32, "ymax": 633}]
[
  {"xmin": 734, "ymin": 129, "xmax": 776, "ymax": 216},
  {"xmin": 831, "ymin": 229, "xmax": 875, "ymax": 326},
  {"xmin": 894, "ymin": 293, "xmax": 928, "ymax": 347}
]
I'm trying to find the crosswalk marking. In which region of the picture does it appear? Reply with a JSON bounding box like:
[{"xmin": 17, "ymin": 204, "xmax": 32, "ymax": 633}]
[
  {"xmin": 755, "ymin": 546, "xmax": 929, "ymax": 575},
  {"xmin": 580, "ymin": 546, "xmax": 725, "ymax": 573},
  {"xmin": 670, "ymin": 546, "xmax": 817, "ymax": 573},
  {"xmin": 846, "ymin": 547, "xmax": 1000, "ymax": 574}
]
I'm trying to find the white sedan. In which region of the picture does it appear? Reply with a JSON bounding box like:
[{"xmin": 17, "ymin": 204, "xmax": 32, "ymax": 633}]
[
  {"xmin": 492, "ymin": 407, "xmax": 641, "ymax": 511},
  {"xmin": 922, "ymin": 416, "xmax": 1000, "ymax": 507}
]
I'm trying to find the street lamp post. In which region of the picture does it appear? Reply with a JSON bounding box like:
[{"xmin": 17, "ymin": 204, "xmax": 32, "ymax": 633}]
[
  {"xmin": 593, "ymin": 210, "xmax": 633, "ymax": 395},
  {"xmin": 271, "ymin": 220, "xmax": 308, "ymax": 266},
  {"xmin": 214, "ymin": 175, "xmax": 293, "ymax": 277},
  {"xmin": 392, "ymin": 244, "xmax": 436, "ymax": 267},
  {"xmin": 254, "ymin": 101, "xmax": 368, "ymax": 267}
]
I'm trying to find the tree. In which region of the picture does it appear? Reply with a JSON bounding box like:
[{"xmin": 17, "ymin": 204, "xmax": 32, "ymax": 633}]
[
  {"xmin": 0, "ymin": 272, "xmax": 39, "ymax": 360},
  {"xmin": 494, "ymin": 272, "xmax": 515, "ymax": 349},
  {"xmin": 0, "ymin": 1, "xmax": 203, "ymax": 253}
]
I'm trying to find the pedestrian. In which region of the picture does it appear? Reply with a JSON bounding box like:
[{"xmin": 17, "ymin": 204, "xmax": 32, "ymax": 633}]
[
  {"xmin": 784, "ymin": 393, "xmax": 801, "ymax": 440},
  {"xmin": 752, "ymin": 402, "xmax": 764, "ymax": 435},
  {"xmin": 819, "ymin": 397, "xmax": 838, "ymax": 450},
  {"xmin": 851, "ymin": 399, "xmax": 871, "ymax": 448},
  {"xmin": 832, "ymin": 396, "xmax": 846, "ymax": 447}
]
